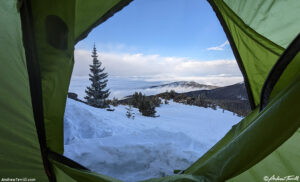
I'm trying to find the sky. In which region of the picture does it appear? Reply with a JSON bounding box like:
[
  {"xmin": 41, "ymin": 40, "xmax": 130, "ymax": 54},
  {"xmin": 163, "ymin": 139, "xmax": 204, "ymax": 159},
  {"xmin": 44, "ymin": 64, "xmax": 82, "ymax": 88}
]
[{"xmin": 73, "ymin": 0, "xmax": 243, "ymax": 85}]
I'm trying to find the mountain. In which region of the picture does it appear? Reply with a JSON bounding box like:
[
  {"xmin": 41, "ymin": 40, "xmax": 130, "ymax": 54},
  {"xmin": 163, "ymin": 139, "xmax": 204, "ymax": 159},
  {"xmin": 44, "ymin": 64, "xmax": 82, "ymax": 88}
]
[
  {"xmin": 183, "ymin": 82, "xmax": 248, "ymax": 101},
  {"xmin": 181, "ymin": 82, "xmax": 250, "ymax": 116},
  {"xmin": 145, "ymin": 81, "xmax": 218, "ymax": 90}
]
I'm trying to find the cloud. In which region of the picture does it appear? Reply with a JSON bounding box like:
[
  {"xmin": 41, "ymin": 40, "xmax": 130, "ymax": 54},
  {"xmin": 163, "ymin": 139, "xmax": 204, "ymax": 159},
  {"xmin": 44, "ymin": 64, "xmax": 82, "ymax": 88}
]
[
  {"xmin": 73, "ymin": 49, "xmax": 243, "ymax": 86},
  {"xmin": 206, "ymin": 40, "xmax": 229, "ymax": 51}
]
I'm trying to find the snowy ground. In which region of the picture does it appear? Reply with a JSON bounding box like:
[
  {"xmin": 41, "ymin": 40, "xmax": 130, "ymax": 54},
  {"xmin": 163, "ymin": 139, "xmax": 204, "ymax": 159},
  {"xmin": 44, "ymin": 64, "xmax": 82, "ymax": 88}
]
[{"xmin": 64, "ymin": 98, "xmax": 241, "ymax": 182}]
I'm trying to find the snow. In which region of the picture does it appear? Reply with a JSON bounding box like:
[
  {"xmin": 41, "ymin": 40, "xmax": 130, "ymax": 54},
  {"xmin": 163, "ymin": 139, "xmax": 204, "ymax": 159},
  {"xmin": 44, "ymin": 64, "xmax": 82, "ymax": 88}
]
[{"xmin": 64, "ymin": 98, "xmax": 241, "ymax": 181}]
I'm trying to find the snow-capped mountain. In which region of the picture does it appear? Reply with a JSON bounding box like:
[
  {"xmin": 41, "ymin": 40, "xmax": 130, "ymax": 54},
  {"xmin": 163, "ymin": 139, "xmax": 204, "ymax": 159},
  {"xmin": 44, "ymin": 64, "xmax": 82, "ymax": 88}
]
[
  {"xmin": 147, "ymin": 81, "xmax": 218, "ymax": 90},
  {"xmin": 121, "ymin": 81, "xmax": 218, "ymax": 98}
]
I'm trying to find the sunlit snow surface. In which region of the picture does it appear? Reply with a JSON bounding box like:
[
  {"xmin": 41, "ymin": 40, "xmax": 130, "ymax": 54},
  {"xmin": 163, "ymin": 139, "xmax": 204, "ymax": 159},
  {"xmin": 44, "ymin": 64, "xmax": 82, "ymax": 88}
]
[{"xmin": 64, "ymin": 99, "xmax": 241, "ymax": 182}]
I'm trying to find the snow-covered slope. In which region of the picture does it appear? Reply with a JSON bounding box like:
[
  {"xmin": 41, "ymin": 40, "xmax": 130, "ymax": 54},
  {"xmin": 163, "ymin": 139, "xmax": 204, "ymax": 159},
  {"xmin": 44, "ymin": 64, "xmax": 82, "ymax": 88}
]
[
  {"xmin": 64, "ymin": 98, "xmax": 241, "ymax": 182},
  {"xmin": 147, "ymin": 81, "xmax": 217, "ymax": 90},
  {"xmin": 136, "ymin": 81, "xmax": 218, "ymax": 98}
]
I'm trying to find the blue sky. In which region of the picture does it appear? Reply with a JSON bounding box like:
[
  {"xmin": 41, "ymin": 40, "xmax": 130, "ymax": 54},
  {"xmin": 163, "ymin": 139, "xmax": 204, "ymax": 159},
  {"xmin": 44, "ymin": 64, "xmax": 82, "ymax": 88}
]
[
  {"xmin": 73, "ymin": 0, "xmax": 242, "ymax": 86},
  {"xmin": 75, "ymin": 0, "xmax": 234, "ymax": 60}
]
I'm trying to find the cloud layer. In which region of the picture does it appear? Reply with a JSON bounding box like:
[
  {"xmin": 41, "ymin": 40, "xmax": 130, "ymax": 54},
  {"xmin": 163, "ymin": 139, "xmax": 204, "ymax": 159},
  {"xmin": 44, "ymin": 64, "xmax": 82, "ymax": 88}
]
[{"xmin": 73, "ymin": 49, "xmax": 243, "ymax": 86}]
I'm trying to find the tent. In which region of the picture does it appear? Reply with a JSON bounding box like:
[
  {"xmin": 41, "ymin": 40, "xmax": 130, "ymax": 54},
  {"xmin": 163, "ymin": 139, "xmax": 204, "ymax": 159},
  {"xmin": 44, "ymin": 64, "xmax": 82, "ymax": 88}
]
[{"xmin": 0, "ymin": 0, "xmax": 299, "ymax": 181}]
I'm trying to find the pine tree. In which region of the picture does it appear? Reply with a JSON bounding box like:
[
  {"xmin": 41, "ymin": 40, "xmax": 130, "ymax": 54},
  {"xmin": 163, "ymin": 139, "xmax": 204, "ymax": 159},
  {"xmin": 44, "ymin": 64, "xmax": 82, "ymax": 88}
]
[
  {"xmin": 125, "ymin": 105, "xmax": 135, "ymax": 119},
  {"xmin": 139, "ymin": 100, "xmax": 156, "ymax": 117},
  {"xmin": 85, "ymin": 44, "xmax": 110, "ymax": 108}
]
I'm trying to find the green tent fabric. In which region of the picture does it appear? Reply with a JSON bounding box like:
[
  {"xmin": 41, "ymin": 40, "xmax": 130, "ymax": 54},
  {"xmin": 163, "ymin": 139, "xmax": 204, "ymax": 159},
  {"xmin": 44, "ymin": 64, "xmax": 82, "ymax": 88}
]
[
  {"xmin": 0, "ymin": 0, "xmax": 299, "ymax": 181},
  {"xmin": 51, "ymin": 160, "xmax": 122, "ymax": 182},
  {"xmin": 220, "ymin": 0, "xmax": 300, "ymax": 107},
  {"xmin": 229, "ymin": 128, "xmax": 300, "ymax": 182},
  {"xmin": 213, "ymin": 0, "xmax": 300, "ymax": 108},
  {"xmin": 29, "ymin": 0, "xmax": 132, "ymax": 155},
  {"xmin": 0, "ymin": 0, "xmax": 48, "ymax": 180},
  {"xmin": 224, "ymin": 0, "xmax": 300, "ymax": 49},
  {"xmin": 30, "ymin": 0, "xmax": 77, "ymax": 155}
]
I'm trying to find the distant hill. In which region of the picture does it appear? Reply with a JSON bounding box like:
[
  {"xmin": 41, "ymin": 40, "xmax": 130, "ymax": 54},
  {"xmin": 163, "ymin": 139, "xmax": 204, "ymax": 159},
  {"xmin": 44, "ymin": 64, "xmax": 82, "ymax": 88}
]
[
  {"xmin": 179, "ymin": 82, "xmax": 251, "ymax": 116},
  {"xmin": 183, "ymin": 82, "xmax": 248, "ymax": 101},
  {"xmin": 147, "ymin": 81, "xmax": 218, "ymax": 90}
]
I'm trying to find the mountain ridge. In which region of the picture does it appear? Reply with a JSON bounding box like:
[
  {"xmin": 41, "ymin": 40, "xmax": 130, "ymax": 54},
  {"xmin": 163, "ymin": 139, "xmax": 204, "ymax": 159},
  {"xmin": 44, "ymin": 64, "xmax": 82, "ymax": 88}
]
[{"xmin": 146, "ymin": 81, "xmax": 218, "ymax": 90}]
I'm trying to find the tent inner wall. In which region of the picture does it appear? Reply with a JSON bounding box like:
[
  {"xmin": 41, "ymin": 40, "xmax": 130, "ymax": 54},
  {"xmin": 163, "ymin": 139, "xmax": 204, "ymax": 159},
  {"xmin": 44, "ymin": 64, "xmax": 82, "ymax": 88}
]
[
  {"xmin": 0, "ymin": 0, "xmax": 48, "ymax": 180},
  {"xmin": 31, "ymin": 0, "xmax": 76, "ymax": 154}
]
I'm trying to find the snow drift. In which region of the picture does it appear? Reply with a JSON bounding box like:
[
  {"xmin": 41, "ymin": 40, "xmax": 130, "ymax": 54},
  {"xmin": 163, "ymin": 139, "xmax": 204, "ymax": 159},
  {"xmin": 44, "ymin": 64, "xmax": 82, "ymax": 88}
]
[{"xmin": 64, "ymin": 98, "xmax": 241, "ymax": 181}]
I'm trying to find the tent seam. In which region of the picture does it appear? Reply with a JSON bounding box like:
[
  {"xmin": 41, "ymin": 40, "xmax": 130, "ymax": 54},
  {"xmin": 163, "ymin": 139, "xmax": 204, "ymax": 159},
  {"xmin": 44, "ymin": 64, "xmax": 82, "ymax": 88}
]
[{"xmin": 260, "ymin": 33, "xmax": 300, "ymax": 110}]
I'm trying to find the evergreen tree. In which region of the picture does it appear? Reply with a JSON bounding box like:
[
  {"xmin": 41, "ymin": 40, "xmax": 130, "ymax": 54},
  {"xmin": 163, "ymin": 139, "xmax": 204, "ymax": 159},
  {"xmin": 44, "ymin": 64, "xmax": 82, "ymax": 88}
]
[
  {"xmin": 139, "ymin": 100, "xmax": 156, "ymax": 117},
  {"xmin": 85, "ymin": 44, "xmax": 110, "ymax": 108},
  {"xmin": 125, "ymin": 105, "xmax": 135, "ymax": 119}
]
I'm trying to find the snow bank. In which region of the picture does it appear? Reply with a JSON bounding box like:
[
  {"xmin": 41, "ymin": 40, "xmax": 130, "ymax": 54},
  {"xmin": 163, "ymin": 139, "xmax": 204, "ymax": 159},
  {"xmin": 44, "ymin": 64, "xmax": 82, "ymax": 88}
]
[{"xmin": 64, "ymin": 98, "xmax": 241, "ymax": 181}]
